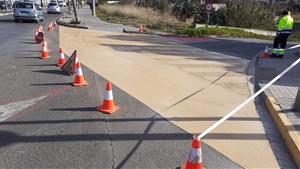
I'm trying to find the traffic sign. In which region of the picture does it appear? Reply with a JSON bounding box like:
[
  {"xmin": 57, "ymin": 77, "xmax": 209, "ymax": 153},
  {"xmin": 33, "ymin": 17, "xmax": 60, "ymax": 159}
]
[
  {"xmin": 61, "ymin": 50, "xmax": 77, "ymax": 75},
  {"xmin": 206, "ymin": 4, "xmax": 212, "ymax": 11}
]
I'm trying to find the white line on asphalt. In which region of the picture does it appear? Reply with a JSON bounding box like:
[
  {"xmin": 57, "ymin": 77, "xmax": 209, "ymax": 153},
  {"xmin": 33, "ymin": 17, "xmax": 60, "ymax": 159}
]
[{"xmin": 0, "ymin": 95, "xmax": 48, "ymax": 122}]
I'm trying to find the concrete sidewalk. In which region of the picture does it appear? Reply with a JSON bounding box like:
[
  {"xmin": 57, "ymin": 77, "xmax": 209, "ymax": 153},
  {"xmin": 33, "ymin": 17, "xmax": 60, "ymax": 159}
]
[
  {"xmin": 76, "ymin": 7, "xmax": 137, "ymax": 32},
  {"xmin": 58, "ymin": 7, "xmax": 284, "ymax": 168},
  {"xmin": 256, "ymin": 51, "xmax": 300, "ymax": 168},
  {"xmin": 0, "ymin": 11, "xmax": 12, "ymax": 16}
]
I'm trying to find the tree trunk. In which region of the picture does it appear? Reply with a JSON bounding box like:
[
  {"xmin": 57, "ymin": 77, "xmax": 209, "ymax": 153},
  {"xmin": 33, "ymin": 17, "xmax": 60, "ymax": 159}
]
[
  {"xmin": 4, "ymin": 0, "xmax": 8, "ymax": 13},
  {"xmin": 72, "ymin": 0, "xmax": 79, "ymax": 22}
]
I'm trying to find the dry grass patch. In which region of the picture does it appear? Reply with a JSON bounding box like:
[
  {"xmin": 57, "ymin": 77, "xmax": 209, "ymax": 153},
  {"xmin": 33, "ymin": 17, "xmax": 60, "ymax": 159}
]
[{"xmin": 98, "ymin": 4, "xmax": 188, "ymax": 32}]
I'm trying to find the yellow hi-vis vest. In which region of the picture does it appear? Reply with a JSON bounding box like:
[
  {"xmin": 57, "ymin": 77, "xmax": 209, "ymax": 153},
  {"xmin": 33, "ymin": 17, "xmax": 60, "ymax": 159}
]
[{"xmin": 278, "ymin": 14, "xmax": 294, "ymax": 34}]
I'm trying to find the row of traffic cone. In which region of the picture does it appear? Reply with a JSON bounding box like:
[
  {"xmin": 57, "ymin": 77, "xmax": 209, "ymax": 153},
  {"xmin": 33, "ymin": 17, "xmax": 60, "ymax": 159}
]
[
  {"xmin": 41, "ymin": 38, "xmax": 49, "ymax": 59},
  {"xmin": 34, "ymin": 24, "xmax": 204, "ymax": 168},
  {"xmin": 44, "ymin": 44, "xmax": 118, "ymax": 114},
  {"xmin": 34, "ymin": 25, "xmax": 118, "ymax": 114},
  {"xmin": 48, "ymin": 21, "xmax": 58, "ymax": 32},
  {"xmin": 59, "ymin": 49, "xmax": 118, "ymax": 113},
  {"xmin": 34, "ymin": 25, "xmax": 44, "ymax": 44}
]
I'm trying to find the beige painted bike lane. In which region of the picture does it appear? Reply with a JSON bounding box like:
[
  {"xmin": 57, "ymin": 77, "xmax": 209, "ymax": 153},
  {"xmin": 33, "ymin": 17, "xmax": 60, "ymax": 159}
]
[{"xmin": 60, "ymin": 27, "xmax": 279, "ymax": 168}]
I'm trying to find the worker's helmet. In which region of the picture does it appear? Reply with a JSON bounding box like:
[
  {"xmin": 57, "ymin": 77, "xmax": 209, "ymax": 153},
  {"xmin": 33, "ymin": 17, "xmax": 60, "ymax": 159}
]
[{"xmin": 282, "ymin": 10, "xmax": 289, "ymax": 16}]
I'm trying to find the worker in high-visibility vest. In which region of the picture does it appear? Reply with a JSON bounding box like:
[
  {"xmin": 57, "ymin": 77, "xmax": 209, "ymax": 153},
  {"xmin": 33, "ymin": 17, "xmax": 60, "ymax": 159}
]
[{"xmin": 271, "ymin": 10, "xmax": 294, "ymax": 58}]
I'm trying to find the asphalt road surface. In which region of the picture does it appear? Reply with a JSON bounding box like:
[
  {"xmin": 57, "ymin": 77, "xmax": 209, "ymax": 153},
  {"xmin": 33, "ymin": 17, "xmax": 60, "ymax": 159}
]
[{"xmin": 0, "ymin": 14, "xmax": 244, "ymax": 169}]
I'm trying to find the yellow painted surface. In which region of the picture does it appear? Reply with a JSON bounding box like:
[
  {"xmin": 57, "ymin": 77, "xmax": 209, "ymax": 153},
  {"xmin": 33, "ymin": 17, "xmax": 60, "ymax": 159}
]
[
  {"xmin": 265, "ymin": 97, "xmax": 300, "ymax": 166},
  {"xmin": 60, "ymin": 27, "xmax": 280, "ymax": 168}
]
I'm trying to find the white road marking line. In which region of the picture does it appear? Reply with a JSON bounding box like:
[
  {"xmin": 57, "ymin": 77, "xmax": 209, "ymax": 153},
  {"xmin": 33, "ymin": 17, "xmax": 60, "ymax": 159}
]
[{"xmin": 0, "ymin": 95, "xmax": 48, "ymax": 122}]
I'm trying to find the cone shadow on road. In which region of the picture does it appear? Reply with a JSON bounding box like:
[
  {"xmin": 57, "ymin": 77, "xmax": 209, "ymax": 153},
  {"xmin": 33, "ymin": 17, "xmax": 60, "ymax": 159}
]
[
  {"xmin": 50, "ymin": 107, "xmax": 96, "ymax": 112},
  {"xmin": 25, "ymin": 64, "xmax": 57, "ymax": 67},
  {"xmin": 31, "ymin": 82, "xmax": 71, "ymax": 86},
  {"xmin": 17, "ymin": 38, "xmax": 35, "ymax": 41},
  {"xmin": 18, "ymin": 50, "xmax": 40, "ymax": 53},
  {"xmin": 32, "ymin": 70, "xmax": 69, "ymax": 76},
  {"xmin": 19, "ymin": 41, "xmax": 37, "ymax": 45},
  {"xmin": 15, "ymin": 56, "xmax": 40, "ymax": 59}
]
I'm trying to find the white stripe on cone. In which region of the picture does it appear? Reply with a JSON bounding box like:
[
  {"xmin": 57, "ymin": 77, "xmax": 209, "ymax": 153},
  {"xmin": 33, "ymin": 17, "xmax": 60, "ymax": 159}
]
[
  {"xmin": 75, "ymin": 57, "xmax": 78, "ymax": 64},
  {"xmin": 104, "ymin": 90, "xmax": 113, "ymax": 100},
  {"xmin": 60, "ymin": 52, "xmax": 65, "ymax": 59},
  {"xmin": 188, "ymin": 147, "xmax": 202, "ymax": 164},
  {"xmin": 74, "ymin": 57, "xmax": 79, "ymax": 73},
  {"xmin": 75, "ymin": 67, "xmax": 83, "ymax": 76}
]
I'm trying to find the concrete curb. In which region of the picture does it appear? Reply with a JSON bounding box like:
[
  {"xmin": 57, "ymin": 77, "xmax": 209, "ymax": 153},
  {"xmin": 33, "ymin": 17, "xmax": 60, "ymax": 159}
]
[
  {"xmin": 262, "ymin": 94, "xmax": 300, "ymax": 168},
  {"xmin": 56, "ymin": 17, "xmax": 88, "ymax": 29},
  {"xmin": 0, "ymin": 12, "xmax": 13, "ymax": 16},
  {"xmin": 252, "ymin": 55, "xmax": 300, "ymax": 168},
  {"xmin": 196, "ymin": 24, "xmax": 276, "ymax": 36}
]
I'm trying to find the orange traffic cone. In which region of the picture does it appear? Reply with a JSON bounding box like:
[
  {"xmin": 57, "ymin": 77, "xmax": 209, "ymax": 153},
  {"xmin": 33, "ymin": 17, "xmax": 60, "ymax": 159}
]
[
  {"xmin": 57, "ymin": 48, "xmax": 66, "ymax": 67},
  {"xmin": 51, "ymin": 22, "xmax": 54, "ymax": 30},
  {"xmin": 97, "ymin": 82, "xmax": 119, "ymax": 114},
  {"xmin": 38, "ymin": 25, "xmax": 43, "ymax": 32},
  {"xmin": 72, "ymin": 56, "xmax": 79, "ymax": 73},
  {"xmin": 138, "ymin": 25, "xmax": 144, "ymax": 33},
  {"xmin": 72, "ymin": 62, "xmax": 88, "ymax": 87},
  {"xmin": 181, "ymin": 136, "xmax": 203, "ymax": 169},
  {"xmin": 40, "ymin": 39, "xmax": 49, "ymax": 59},
  {"xmin": 53, "ymin": 21, "xmax": 57, "ymax": 28},
  {"xmin": 262, "ymin": 46, "xmax": 270, "ymax": 59},
  {"xmin": 42, "ymin": 38, "xmax": 49, "ymax": 50},
  {"xmin": 47, "ymin": 23, "xmax": 52, "ymax": 32}
]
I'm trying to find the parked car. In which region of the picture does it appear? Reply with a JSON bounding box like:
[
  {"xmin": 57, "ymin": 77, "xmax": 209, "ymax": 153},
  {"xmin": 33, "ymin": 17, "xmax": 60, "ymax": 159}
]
[
  {"xmin": 58, "ymin": 0, "xmax": 66, "ymax": 7},
  {"xmin": 47, "ymin": 2, "xmax": 61, "ymax": 14},
  {"xmin": 13, "ymin": 2, "xmax": 43, "ymax": 23}
]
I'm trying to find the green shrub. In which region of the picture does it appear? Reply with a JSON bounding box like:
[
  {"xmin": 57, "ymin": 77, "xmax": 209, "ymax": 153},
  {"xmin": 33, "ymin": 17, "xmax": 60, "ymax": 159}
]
[
  {"xmin": 70, "ymin": 19, "xmax": 81, "ymax": 24},
  {"xmin": 193, "ymin": 0, "xmax": 275, "ymax": 30},
  {"xmin": 222, "ymin": 0, "xmax": 275, "ymax": 30}
]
